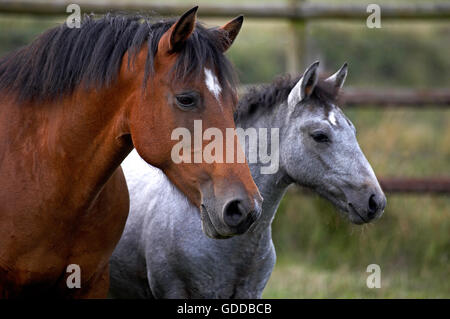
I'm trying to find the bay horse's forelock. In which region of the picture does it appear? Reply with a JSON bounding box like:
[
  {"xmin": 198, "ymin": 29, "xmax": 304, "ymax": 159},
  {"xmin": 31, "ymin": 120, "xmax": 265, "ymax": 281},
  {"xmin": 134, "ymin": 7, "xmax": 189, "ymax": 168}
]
[{"xmin": 0, "ymin": 11, "xmax": 261, "ymax": 298}]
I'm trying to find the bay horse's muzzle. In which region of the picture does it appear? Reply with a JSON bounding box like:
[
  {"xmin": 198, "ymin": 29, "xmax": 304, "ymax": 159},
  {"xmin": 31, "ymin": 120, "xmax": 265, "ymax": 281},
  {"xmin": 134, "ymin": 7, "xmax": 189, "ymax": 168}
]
[{"xmin": 200, "ymin": 182, "xmax": 263, "ymax": 238}]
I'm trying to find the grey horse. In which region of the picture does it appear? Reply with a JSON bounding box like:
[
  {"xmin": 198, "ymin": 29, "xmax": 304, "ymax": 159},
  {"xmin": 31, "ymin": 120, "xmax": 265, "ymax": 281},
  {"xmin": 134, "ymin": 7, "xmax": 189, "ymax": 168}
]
[{"xmin": 109, "ymin": 62, "xmax": 386, "ymax": 298}]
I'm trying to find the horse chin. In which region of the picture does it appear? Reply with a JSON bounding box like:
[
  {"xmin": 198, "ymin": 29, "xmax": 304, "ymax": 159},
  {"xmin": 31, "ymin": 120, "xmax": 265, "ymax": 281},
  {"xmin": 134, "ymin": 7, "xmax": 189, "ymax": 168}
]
[
  {"xmin": 200, "ymin": 205, "xmax": 231, "ymax": 239},
  {"xmin": 311, "ymin": 186, "xmax": 368, "ymax": 225},
  {"xmin": 332, "ymin": 200, "xmax": 368, "ymax": 225},
  {"xmin": 333, "ymin": 200, "xmax": 368, "ymax": 225},
  {"xmin": 346, "ymin": 203, "xmax": 369, "ymax": 225}
]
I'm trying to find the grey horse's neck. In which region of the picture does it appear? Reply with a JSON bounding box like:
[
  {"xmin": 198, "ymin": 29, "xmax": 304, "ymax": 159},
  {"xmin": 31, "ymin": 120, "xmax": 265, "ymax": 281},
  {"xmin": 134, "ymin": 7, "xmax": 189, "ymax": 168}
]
[{"xmin": 237, "ymin": 102, "xmax": 293, "ymax": 235}]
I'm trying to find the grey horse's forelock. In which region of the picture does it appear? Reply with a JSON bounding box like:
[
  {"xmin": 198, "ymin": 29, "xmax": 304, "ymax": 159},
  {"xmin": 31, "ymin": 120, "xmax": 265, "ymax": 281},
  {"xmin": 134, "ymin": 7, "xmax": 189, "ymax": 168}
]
[{"xmin": 235, "ymin": 74, "xmax": 339, "ymax": 123}]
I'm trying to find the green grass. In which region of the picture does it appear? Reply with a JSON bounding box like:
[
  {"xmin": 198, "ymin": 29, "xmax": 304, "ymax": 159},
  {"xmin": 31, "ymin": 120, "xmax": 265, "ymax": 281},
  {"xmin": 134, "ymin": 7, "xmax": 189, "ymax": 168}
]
[{"xmin": 264, "ymin": 257, "xmax": 449, "ymax": 298}]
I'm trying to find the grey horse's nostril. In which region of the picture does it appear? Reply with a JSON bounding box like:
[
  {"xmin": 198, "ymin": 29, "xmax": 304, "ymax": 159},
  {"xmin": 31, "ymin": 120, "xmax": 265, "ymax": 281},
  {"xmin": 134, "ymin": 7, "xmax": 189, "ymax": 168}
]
[
  {"xmin": 223, "ymin": 200, "xmax": 246, "ymax": 227},
  {"xmin": 367, "ymin": 194, "xmax": 378, "ymax": 219}
]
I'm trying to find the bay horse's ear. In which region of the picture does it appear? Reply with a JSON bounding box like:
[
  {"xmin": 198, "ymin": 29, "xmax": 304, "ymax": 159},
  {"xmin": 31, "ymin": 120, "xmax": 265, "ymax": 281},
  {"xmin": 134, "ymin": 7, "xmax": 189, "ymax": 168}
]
[
  {"xmin": 288, "ymin": 61, "xmax": 320, "ymax": 109},
  {"xmin": 160, "ymin": 6, "xmax": 198, "ymax": 54},
  {"xmin": 218, "ymin": 15, "xmax": 244, "ymax": 52},
  {"xmin": 325, "ymin": 62, "xmax": 348, "ymax": 95}
]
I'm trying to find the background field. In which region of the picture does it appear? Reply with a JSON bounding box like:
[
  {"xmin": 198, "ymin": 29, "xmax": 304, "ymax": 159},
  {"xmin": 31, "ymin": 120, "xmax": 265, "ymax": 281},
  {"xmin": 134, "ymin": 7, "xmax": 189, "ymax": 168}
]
[{"xmin": 0, "ymin": 0, "xmax": 448, "ymax": 298}]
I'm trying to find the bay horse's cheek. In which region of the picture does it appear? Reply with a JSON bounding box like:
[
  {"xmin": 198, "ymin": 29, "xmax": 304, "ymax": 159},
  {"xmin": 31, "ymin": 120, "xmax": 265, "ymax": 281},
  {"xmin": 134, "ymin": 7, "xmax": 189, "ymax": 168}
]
[{"xmin": 130, "ymin": 129, "xmax": 173, "ymax": 169}]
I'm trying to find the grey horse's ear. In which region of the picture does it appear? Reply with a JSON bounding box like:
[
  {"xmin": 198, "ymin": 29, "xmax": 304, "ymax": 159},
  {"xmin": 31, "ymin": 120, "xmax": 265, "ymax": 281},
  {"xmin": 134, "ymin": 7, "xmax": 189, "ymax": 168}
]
[
  {"xmin": 325, "ymin": 62, "xmax": 348, "ymax": 94},
  {"xmin": 287, "ymin": 61, "xmax": 320, "ymax": 110}
]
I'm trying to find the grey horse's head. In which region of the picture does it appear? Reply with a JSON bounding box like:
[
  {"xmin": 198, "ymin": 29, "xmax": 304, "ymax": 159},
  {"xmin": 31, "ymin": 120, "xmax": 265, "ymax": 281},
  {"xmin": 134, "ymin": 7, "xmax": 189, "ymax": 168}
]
[{"xmin": 280, "ymin": 61, "xmax": 386, "ymax": 224}]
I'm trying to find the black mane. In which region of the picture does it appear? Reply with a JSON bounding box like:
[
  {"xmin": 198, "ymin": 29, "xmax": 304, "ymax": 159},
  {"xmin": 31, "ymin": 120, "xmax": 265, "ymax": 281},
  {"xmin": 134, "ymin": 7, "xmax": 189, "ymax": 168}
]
[
  {"xmin": 235, "ymin": 74, "xmax": 337, "ymax": 122},
  {"xmin": 0, "ymin": 13, "xmax": 236, "ymax": 102}
]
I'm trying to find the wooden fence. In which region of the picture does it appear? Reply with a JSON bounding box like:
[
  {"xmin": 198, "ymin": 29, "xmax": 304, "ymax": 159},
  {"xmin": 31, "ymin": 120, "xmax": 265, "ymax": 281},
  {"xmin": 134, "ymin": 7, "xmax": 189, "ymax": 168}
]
[
  {"xmin": 0, "ymin": 0, "xmax": 449, "ymax": 194},
  {"xmin": 0, "ymin": 1, "xmax": 449, "ymax": 20}
]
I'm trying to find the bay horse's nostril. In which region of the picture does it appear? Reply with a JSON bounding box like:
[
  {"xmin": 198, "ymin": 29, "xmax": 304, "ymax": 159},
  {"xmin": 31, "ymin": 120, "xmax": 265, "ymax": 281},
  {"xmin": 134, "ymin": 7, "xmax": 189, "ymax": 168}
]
[{"xmin": 223, "ymin": 200, "xmax": 246, "ymax": 228}]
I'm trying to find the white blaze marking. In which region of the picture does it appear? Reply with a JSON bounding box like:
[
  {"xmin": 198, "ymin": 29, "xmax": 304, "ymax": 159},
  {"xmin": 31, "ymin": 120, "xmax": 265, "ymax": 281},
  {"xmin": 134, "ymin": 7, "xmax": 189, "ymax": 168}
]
[
  {"xmin": 204, "ymin": 68, "xmax": 222, "ymax": 100},
  {"xmin": 329, "ymin": 111, "xmax": 337, "ymax": 126}
]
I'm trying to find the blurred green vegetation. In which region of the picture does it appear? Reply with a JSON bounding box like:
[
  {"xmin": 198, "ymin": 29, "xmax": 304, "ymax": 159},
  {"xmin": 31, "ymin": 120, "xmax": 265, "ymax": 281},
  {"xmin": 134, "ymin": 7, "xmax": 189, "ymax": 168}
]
[{"xmin": 0, "ymin": 0, "xmax": 449, "ymax": 298}]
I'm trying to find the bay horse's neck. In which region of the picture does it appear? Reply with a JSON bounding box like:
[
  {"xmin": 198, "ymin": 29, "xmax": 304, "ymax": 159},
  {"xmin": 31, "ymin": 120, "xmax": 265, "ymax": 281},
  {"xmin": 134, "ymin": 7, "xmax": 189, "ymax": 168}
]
[
  {"xmin": 1, "ymin": 78, "xmax": 134, "ymax": 208},
  {"xmin": 65, "ymin": 87, "xmax": 133, "ymax": 205},
  {"xmin": 0, "ymin": 49, "xmax": 143, "ymax": 296}
]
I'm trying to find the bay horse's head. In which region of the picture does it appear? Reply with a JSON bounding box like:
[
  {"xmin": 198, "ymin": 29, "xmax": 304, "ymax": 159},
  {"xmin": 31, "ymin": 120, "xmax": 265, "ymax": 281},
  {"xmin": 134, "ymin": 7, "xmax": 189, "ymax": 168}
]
[
  {"xmin": 281, "ymin": 62, "xmax": 386, "ymax": 224},
  {"xmin": 125, "ymin": 8, "xmax": 262, "ymax": 238}
]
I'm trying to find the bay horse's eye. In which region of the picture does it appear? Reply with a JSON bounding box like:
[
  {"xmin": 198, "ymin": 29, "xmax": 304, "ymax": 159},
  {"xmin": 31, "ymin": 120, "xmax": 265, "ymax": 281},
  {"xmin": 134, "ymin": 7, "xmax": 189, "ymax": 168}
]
[
  {"xmin": 175, "ymin": 93, "xmax": 197, "ymax": 109},
  {"xmin": 310, "ymin": 132, "xmax": 330, "ymax": 143}
]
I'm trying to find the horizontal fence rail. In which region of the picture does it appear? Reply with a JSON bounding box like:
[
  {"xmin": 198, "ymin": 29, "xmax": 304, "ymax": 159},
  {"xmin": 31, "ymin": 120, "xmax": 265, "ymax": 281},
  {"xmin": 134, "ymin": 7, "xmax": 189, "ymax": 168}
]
[
  {"xmin": 240, "ymin": 86, "xmax": 450, "ymax": 108},
  {"xmin": 379, "ymin": 177, "xmax": 450, "ymax": 194},
  {"xmin": 0, "ymin": 1, "xmax": 450, "ymax": 20},
  {"xmin": 339, "ymin": 88, "xmax": 450, "ymax": 108}
]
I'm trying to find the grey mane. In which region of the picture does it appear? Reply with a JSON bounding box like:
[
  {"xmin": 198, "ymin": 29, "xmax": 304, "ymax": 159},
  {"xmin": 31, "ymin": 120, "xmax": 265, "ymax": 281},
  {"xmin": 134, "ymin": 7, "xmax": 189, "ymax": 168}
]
[{"xmin": 235, "ymin": 74, "xmax": 338, "ymax": 123}]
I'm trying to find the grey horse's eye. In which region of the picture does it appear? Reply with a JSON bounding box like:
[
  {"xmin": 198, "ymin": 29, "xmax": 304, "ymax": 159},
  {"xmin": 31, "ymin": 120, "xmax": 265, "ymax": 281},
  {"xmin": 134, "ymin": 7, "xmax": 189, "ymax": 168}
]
[{"xmin": 310, "ymin": 132, "xmax": 330, "ymax": 143}]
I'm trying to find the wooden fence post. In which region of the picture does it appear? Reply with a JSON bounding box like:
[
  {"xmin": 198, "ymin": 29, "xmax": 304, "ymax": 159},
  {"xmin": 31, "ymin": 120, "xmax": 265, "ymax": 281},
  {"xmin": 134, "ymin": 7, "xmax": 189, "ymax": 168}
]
[{"xmin": 286, "ymin": 0, "xmax": 307, "ymax": 74}]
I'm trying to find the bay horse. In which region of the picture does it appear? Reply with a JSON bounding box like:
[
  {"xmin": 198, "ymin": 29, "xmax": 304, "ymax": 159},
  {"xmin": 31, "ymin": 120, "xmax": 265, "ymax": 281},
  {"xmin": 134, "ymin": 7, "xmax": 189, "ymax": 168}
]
[
  {"xmin": 0, "ymin": 7, "xmax": 262, "ymax": 298},
  {"xmin": 109, "ymin": 62, "xmax": 386, "ymax": 298}
]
